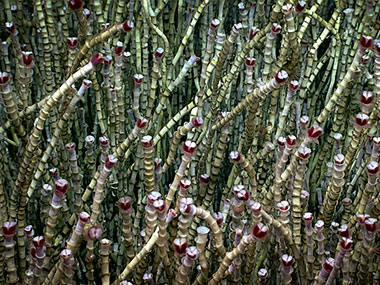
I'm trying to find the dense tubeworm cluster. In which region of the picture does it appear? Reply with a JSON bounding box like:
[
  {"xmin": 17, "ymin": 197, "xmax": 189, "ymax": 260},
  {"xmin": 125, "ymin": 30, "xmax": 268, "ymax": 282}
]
[{"xmin": 0, "ymin": 0, "xmax": 380, "ymax": 284}]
